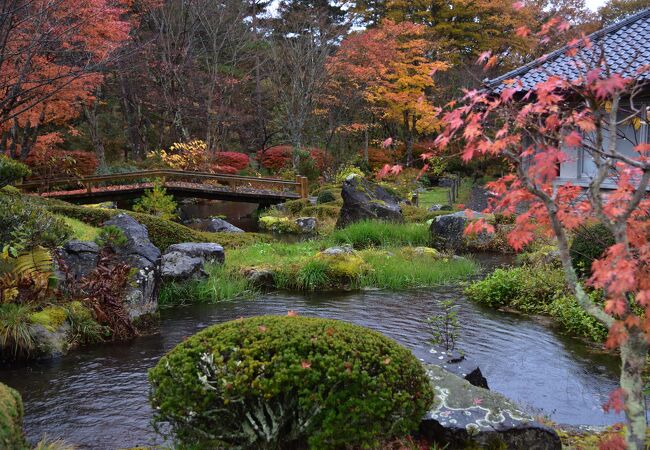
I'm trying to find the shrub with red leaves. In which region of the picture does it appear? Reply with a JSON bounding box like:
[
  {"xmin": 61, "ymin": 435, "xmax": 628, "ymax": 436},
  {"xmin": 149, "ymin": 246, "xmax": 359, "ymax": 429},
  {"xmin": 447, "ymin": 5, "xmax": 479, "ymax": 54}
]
[
  {"xmin": 26, "ymin": 149, "xmax": 98, "ymax": 179},
  {"xmin": 209, "ymin": 164, "xmax": 238, "ymax": 175},
  {"xmin": 259, "ymin": 146, "xmax": 331, "ymax": 171},
  {"xmin": 215, "ymin": 152, "xmax": 249, "ymax": 171},
  {"xmin": 366, "ymin": 147, "xmax": 392, "ymax": 170}
]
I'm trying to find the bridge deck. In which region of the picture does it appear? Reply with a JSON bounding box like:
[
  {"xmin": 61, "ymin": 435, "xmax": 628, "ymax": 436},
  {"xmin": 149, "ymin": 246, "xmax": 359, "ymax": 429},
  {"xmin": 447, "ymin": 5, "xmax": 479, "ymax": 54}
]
[{"xmin": 19, "ymin": 170, "xmax": 309, "ymax": 204}]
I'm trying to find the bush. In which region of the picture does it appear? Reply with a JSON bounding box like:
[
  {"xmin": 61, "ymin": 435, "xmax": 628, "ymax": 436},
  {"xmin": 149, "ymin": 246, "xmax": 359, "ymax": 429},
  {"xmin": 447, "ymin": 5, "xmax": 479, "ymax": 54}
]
[
  {"xmin": 25, "ymin": 149, "xmax": 97, "ymax": 179},
  {"xmin": 329, "ymin": 220, "xmax": 430, "ymax": 249},
  {"xmin": 547, "ymin": 295, "xmax": 607, "ymax": 342},
  {"xmin": 316, "ymin": 189, "xmax": 337, "ymax": 204},
  {"xmin": 0, "ymin": 190, "xmax": 70, "ymax": 250},
  {"xmin": 215, "ymin": 152, "xmax": 250, "ymax": 171},
  {"xmin": 0, "ymin": 382, "xmax": 27, "ymax": 450},
  {"xmin": 570, "ymin": 223, "xmax": 615, "ymax": 277},
  {"xmin": 335, "ymin": 165, "xmax": 365, "ymax": 183},
  {"xmin": 149, "ymin": 316, "xmax": 433, "ymax": 449},
  {"xmin": 0, "ymin": 156, "xmax": 30, "ymax": 188},
  {"xmin": 132, "ymin": 181, "xmax": 178, "ymax": 221},
  {"xmin": 0, "ymin": 304, "xmax": 34, "ymax": 359},
  {"xmin": 282, "ymin": 198, "xmax": 311, "ymax": 215},
  {"xmin": 259, "ymin": 146, "xmax": 331, "ymax": 172},
  {"xmin": 258, "ymin": 216, "xmax": 300, "ymax": 234}
]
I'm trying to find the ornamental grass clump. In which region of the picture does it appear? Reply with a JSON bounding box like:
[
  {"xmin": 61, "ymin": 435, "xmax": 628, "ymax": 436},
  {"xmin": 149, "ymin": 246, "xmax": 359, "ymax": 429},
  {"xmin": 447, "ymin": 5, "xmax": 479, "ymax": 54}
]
[{"xmin": 149, "ymin": 315, "xmax": 434, "ymax": 450}]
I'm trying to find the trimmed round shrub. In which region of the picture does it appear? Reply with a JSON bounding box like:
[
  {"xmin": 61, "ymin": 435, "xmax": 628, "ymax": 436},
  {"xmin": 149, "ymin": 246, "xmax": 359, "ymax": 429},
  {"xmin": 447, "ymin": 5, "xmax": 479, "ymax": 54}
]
[
  {"xmin": 149, "ymin": 316, "xmax": 433, "ymax": 449},
  {"xmin": 0, "ymin": 156, "xmax": 30, "ymax": 189},
  {"xmin": 570, "ymin": 223, "xmax": 615, "ymax": 277},
  {"xmin": 0, "ymin": 382, "xmax": 27, "ymax": 450},
  {"xmin": 215, "ymin": 151, "xmax": 250, "ymax": 171},
  {"xmin": 316, "ymin": 190, "xmax": 336, "ymax": 204}
]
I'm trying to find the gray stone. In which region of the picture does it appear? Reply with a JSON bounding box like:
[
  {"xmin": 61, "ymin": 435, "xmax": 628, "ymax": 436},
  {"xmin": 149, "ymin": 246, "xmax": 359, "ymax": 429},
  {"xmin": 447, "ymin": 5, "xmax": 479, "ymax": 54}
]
[
  {"xmin": 420, "ymin": 364, "xmax": 561, "ymax": 450},
  {"xmin": 429, "ymin": 210, "xmax": 491, "ymax": 252},
  {"xmin": 161, "ymin": 251, "xmax": 207, "ymax": 281},
  {"xmin": 242, "ymin": 268, "xmax": 275, "ymax": 288},
  {"xmin": 295, "ymin": 217, "xmax": 317, "ymax": 234},
  {"xmin": 465, "ymin": 367, "xmax": 489, "ymax": 390},
  {"xmin": 428, "ymin": 204, "xmax": 453, "ymax": 212},
  {"xmin": 321, "ymin": 245, "xmax": 355, "ymax": 256},
  {"xmin": 56, "ymin": 240, "xmax": 100, "ymax": 280},
  {"xmin": 203, "ymin": 218, "xmax": 244, "ymax": 233},
  {"xmin": 164, "ymin": 243, "xmax": 225, "ymax": 264},
  {"xmin": 336, "ymin": 175, "xmax": 403, "ymax": 228},
  {"xmin": 102, "ymin": 214, "xmax": 161, "ymax": 320},
  {"xmin": 29, "ymin": 323, "xmax": 70, "ymax": 359}
]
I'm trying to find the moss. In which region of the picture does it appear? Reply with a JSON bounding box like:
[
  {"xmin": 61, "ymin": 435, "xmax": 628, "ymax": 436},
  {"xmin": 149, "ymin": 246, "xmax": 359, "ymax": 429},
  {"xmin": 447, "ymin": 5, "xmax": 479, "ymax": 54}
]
[
  {"xmin": 148, "ymin": 316, "xmax": 434, "ymax": 449},
  {"xmin": 55, "ymin": 215, "xmax": 101, "ymax": 241},
  {"xmin": 400, "ymin": 246, "xmax": 442, "ymax": 259},
  {"xmin": 258, "ymin": 216, "xmax": 300, "ymax": 234},
  {"xmin": 0, "ymin": 383, "xmax": 27, "ymax": 450},
  {"xmin": 282, "ymin": 198, "xmax": 311, "ymax": 215},
  {"xmin": 314, "ymin": 251, "xmax": 368, "ymax": 279},
  {"xmin": 301, "ymin": 204, "xmax": 341, "ymax": 220},
  {"xmin": 29, "ymin": 306, "xmax": 67, "ymax": 332}
]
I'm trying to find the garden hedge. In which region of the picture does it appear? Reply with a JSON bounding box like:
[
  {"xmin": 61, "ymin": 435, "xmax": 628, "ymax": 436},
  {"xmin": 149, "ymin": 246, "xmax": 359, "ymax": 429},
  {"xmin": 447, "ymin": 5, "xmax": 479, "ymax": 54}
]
[
  {"xmin": 0, "ymin": 383, "xmax": 26, "ymax": 450},
  {"xmin": 149, "ymin": 315, "xmax": 433, "ymax": 449}
]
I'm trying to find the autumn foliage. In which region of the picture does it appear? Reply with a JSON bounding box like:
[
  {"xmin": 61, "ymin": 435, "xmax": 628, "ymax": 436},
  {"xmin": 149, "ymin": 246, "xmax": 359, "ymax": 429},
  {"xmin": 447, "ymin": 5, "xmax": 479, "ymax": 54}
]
[
  {"xmin": 215, "ymin": 152, "xmax": 250, "ymax": 171},
  {"xmin": 25, "ymin": 149, "xmax": 98, "ymax": 180},
  {"xmin": 258, "ymin": 146, "xmax": 331, "ymax": 171}
]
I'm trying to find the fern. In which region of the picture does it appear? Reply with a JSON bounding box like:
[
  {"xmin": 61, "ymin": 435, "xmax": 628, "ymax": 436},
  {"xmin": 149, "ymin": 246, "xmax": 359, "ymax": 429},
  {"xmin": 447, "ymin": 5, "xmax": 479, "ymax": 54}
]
[{"xmin": 13, "ymin": 246, "xmax": 53, "ymax": 278}]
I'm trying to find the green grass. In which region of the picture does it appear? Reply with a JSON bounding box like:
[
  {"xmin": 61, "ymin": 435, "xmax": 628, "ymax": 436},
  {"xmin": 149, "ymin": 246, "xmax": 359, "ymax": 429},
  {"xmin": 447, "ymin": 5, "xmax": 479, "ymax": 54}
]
[
  {"xmin": 418, "ymin": 187, "xmax": 451, "ymax": 209},
  {"xmin": 55, "ymin": 215, "xmax": 101, "ymax": 241},
  {"xmin": 159, "ymin": 264, "xmax": 256, "ymax": 307},
  {"xmin": 328, "ymin": 220, "xmax": 431, "ymax": 249},
  {"xmin": 359, "ymin": 249, "xmax": 477, "ymax": 289}
]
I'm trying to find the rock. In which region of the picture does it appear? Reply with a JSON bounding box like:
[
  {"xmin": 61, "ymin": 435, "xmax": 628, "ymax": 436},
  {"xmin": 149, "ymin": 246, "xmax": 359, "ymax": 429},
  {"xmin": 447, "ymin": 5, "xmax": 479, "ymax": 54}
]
[
  {"xmin": 0, "ymin": 382, "xmax": 27, "ymax": 450},
  {"xmin": 259, "ymin": 216, "xmax": 300, "ymax": 234},
  {"xmin": 429, "ymin": 210, "xmax": 490, "ymax": 252},
  {"xmin": 203, "ymin": 217, "xmax": 244, "ymax": 233},
  {"xmin": 321, "ymin": 245, "xmax": 355, "ymax": 256},
  {"xmin": 412, "ymin": 246, "xmax": 441, "ymax": 258},
  {"xmin": 29, "ymin": 323, "xmax": 70, "ymax": 359},
  {"xmin": 420, "ymin": 365, "xmax": 561, "ymax": 450},
  {"xmin": 336, "ymin": 175, "xmax": 403, "ymax": 228},
  {"xmin": 295, "ymin": 217, "xmax": 317, "ymax": 234},
  {"xmin": 103, "ymin": 214, "xmax": 161, "ymax": 320},
  {"xmin": 164, "ymin": 243, "xmax": 225, "ymax": 264},
  {"xmin": 464, "ymin": 367, "xmax": 489, "ymax": 390},
  {"xmin": 161, "ymin": 252, "xmax": 207, "ymax": 281},
  {"xmin": 242, "ymin": 268, "xmax": 275, "ymax": 288},
  {"xmin": 56, "ymin": 240, "xmax": 100, "ymax": 280},
  {"xmin": 428, "ymin": 204, "xmax": 452, "ymax": 212}
]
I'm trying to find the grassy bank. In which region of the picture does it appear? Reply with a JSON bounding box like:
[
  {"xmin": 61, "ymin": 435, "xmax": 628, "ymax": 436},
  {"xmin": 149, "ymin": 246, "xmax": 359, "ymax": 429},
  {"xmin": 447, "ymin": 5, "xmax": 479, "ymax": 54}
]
[{"xmin": 160, "ymin": 222, "xmax": 478, "ymax": 305}]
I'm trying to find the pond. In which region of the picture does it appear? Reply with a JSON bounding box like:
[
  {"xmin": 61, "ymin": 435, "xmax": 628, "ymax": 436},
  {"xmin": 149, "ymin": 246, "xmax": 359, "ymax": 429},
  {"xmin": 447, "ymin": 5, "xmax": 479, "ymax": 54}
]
[{"xmin": 0, "ymin": 284, "xmax": 627, "ymax": 449}]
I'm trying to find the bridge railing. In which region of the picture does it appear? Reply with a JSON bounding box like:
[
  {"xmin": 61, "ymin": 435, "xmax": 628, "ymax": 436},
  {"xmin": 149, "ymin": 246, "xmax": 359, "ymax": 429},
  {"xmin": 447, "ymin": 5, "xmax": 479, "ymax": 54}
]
[{"xmin": 18, "ymin": 169, "xmax": 310, "ymax": 199}]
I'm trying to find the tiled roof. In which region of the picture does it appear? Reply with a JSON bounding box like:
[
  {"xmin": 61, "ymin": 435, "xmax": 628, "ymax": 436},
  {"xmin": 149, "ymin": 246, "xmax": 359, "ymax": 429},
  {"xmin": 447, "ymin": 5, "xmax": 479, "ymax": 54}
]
[{"xmin": 485, "ymin": 8, "xmax": 650, "ymax": 93}]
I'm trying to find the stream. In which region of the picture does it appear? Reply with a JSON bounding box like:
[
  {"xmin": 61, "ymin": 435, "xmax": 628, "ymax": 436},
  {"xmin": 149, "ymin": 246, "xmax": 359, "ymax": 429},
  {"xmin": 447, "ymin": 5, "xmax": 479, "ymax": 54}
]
[{"xmin": 0, "ymin": 283, "xmax": 627, "ymax": 449}]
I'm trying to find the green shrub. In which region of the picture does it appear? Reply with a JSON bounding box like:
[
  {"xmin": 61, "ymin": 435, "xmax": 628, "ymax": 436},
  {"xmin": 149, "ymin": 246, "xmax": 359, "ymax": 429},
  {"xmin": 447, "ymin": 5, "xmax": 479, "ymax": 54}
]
[
  {"xmin": 258, "ymin": 216, "xmax": 300, "ymax": 233},
  {"xmin": 94, "ymin": 225, "xmax": 128, "ymax": 248},
  {"xmin": 282, "ymin": 198, "xmax": 311, "ymax": 215},
  {"xmin": 329, "ymin": 220, "xmax": 430, "ymax": 249},
  {"xmin": 334, "ymin": 165, "xmax": 365, "ymax": 183},
  {"xmin": 547, "ymin": 295, "xmax": 607, "ymax": 342},
  {"xmin": 0, "ymin": 382, "xmax": 27, "ymax": 450},
  {"xmin": 133, "ymin": 181, "xmax": 178, "ymax": 221},
  {"xmin": 0, "ymin": 192, "xmax": 70, "ymax": 250},
  {"xmin": 149, "ymin": 316, "xmax": 433, "ymax": 449},
  {"xmin": 64, "ymin": 301, "xmax": 108, "ymax": 345},
  {"xmin": 570, "ymin": 223, "xmax": 615, "ymax": 277},
  {"xmin": 0, "ymin": 304, "xmax": 34, "ymax": 359},
  {"xmin": 301, "ymin": 204, "xmax": 341, "ymax": 220},
  {"xmin": 316, "ymin": 190, "xmax": 337, "ymax": 204},
  {"xmin": 0, "ymin": 156, "xmax": 30, "ymax": 189}
]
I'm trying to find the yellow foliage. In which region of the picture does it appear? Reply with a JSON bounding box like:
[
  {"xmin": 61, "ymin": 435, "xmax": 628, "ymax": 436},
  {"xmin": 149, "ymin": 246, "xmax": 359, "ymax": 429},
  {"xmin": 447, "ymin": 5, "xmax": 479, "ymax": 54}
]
[{"xmin": 148, "ymin": 140, "xmax": 210, "ymax": 171}]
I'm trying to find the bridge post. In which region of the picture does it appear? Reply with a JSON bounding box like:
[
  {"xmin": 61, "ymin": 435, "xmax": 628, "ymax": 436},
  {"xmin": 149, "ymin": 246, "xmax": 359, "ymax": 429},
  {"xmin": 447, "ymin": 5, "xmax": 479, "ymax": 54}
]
[{"xmin": 296, "ymin": 176, "xmax": 309, "ymax": 199}]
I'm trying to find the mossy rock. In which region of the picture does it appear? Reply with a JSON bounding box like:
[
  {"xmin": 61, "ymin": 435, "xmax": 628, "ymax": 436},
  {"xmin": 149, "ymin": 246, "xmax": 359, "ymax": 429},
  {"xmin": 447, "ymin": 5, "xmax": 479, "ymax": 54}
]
[
  {"xmin": 149, "ymin": 315, "xmax": 433, "ymax": 449},
  {"xmin": 29, "ymin": 306, "xmax": 67, "ymax": 332},
  {"xmin": 401, "ymin": 246, "xmax": 442, "ymax": 259},
  {"xmin": 258, "ymin": 216, "xmax": 300, "ymax": 234},
  {"xmin": 314, "ymin": 251, "xmax": 368, "ymax": 279},
  {"xmin": 0, "ymin": 383, "xmax": 27, "ymax": 450}
]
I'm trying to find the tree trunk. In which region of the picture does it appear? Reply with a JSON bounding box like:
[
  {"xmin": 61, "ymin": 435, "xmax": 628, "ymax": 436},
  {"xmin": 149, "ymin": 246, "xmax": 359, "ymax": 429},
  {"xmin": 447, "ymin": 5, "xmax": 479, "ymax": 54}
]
[
  {"xmin": 620, "ymin": 328, "xmax": 648, "ymax": 450},
  {"xmin": 119, "ymin": 73, "xmax": 145, "ymax": 161},
  {"xmin": 83, "ymin": 94, "xmax": 106, "ymax": 174},
  {"xmin": 363, "ymin": 127, "xmax": 369, "ymax": 164},
  {"xmin": 404, "ymin": 110, "xmax": 414, "ymax": 167}
]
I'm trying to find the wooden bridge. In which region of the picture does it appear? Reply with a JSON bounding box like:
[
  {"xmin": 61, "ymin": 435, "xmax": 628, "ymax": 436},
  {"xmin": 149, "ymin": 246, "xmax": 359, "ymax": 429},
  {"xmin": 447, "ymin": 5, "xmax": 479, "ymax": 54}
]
[{"xmin": 18, "ymin": 169, "xmax": 309, "ymax": 205}]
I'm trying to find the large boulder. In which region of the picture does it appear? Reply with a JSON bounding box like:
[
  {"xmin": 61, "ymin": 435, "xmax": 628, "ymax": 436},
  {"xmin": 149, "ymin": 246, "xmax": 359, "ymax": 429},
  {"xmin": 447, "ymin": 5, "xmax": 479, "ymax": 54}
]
[
  {"xmin": 164, "ymin": 243, "xmax": 224, "ymax": 264},
  {"xmin": 56, "ymin": 240, "xmax": 100, "ymax": 280},
  {"xmin": 103, "ymin": 214, "xmax": 161, "ymax": 320},
  {"xmin": 336, "ymin": 175, "xmax": 403, "ymax": 228},
  {"xmin": 0, "ymin": 383, "xmax": 27, "ymax": 450},
  {"xmin": 429, "ymin": 210, "xmax": 491, "ymax": 252},
  {"xmin": 420, "ymin": 365, "xmax": 561, "ymax": 450},
  {"xmin": 295, "ymin": 217, "xmax": 317, "ymax": 234},
  {"xmin": 161, "ymin": 243, "xmax": 224, "ymax": 282}
]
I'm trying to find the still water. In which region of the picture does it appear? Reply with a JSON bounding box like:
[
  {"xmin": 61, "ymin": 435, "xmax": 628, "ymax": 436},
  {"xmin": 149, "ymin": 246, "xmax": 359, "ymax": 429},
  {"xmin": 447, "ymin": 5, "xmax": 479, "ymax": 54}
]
[{"xmin": 0, "ymin": 286, "xmax": 626, "ymax": 449}]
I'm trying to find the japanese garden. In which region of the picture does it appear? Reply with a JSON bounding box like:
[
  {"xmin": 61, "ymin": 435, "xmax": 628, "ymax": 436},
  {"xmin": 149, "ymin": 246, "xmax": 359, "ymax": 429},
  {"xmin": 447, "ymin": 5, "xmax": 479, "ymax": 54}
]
[{"xmin": 0, "ymin": 0, "xmax": 648, "ymax": 449}]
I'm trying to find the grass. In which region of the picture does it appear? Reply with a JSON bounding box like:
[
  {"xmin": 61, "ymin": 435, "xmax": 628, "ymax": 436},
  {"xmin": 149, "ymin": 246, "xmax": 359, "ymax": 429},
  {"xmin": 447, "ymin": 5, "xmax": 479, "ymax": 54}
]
[
  {"xmin": 56, "ymin": 214, "xmax": 101, "ymax": 241},
  {"xmin": 0, "ymin": 304, "xmax": 34, "ymax": 358},
  {"xmin": 359, "ymin": 249, "xmax": 477, "ymax": 289},
  {"xmin": 159, "ymin": 264, "xmax": 257, "ymax": 307},
  {"xmin": 418, "ymin": 187, "xmax": 451, "ymax": 209},
  {"xmin": 328, "ymin": 220, "xmax": 431, "ymax": 248}
]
